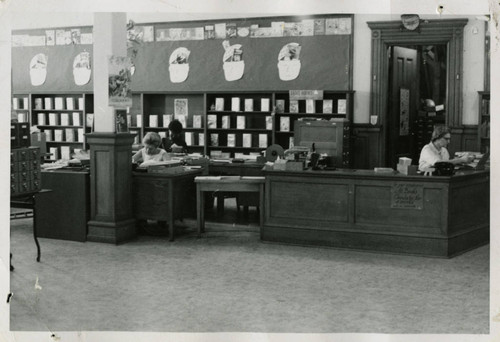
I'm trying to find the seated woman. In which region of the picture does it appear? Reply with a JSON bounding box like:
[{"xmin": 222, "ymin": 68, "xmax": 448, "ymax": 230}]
[
  {"xmin": 132, "ymin": 132, "xmax": 170, "ymax": 235},
  {"xmin": 418, "ymin": 126, "xmax": 473, "ymax": 171},
  {"xmin": 162, "ymin": 119, "xmax": 189, "ymax": 153},
  {"xmin": 132, "ymin": 132, "xmax": 169, "ymax": 165}
]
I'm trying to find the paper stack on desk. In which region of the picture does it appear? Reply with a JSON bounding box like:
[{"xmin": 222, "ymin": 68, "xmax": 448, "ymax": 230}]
[
  {"xmin": 396, "ymin": 157, "xmax": 413, "ymax": 175},
  {"xmin": 147, "ymin": 166, "xmax": 186, "ymax": 174},
  {"xmin": 138, "ymin": 160, "xmax": 183, "ymax": 173}
]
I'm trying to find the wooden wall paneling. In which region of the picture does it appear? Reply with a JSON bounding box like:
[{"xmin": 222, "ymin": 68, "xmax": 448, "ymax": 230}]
[
  {"xmin": 477, "ymin": 91, "xmax": 490, "ymax": 153},
  {"xmin": 461, "ymin": 125, "xmax": 480, "ymax": 152},
  {"xmin": 352, "ymin": 124, "xmax": 381, "ymax": 169},
  {"xmin": 484, "ymin": 21, "xmax": 490, "ymax": 91},
  {"xmin": 448, "ymin": 126, "xmax": 479, "ymax": 155}
]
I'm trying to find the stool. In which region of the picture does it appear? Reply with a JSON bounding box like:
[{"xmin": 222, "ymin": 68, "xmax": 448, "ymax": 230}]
[
  {"xmin": 214, "ymin": 192, "xmax": 241, "ymax": 215},
  {"xmin": 236, "ymin": 193, "xmax": 259, "ymax": 216}
]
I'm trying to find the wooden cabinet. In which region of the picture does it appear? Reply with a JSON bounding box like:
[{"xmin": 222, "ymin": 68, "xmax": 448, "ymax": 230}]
[
  {"xmin": 12, "ymin": 94, "xmax": 30, "ymax": 123},
  {"xmin": 206, "ymin": 92, "xmax": 274, "ymax": 158},
  {"xmin": 204, "ymin": 91, "xmax": 354, "ymax": 158},
  {"xmin": 274, "ymin": 91, "xmax": 354, "ymax": 150},
  {"xmin": 414, "ymin": 115, "xmax": 446, "ymax": 156},
  {"xmin": 26, "ymin": 93, "xmax": 94, "ymax": 160},
  {"xmin": 10, "ymin": 146, "xmax": 42, "ymax": 196},
  {"xmin": 132, "ymin": 90, "xmax": 354, "ymax": 159},
  {"xmin": 35, "ymin": 170, "xmax": 90, "ymax": 242},
  {"xmin": 128, "ymin": 92, "xmax": 206, "ymax": 154},
  {"xmin": 478, "ymin": 91, "xmax": 490, "ymax": 153},
  {"xmin": 18, "ymin": 90, "xmax": 354, "ymax": 161},
  {"xmin": 294, "ymin": 118, "xmax": 351, "ymax": 168}
]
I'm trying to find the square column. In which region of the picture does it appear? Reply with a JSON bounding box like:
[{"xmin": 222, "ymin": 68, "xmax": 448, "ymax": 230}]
[{"xmin": 86, "ymin": 133, "xmax": 136, "ymax": 244}]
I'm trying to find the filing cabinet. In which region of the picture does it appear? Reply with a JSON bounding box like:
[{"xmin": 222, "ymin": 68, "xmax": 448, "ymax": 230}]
[{"xmin": 10, "ymin": 146, "xmax": 42, "ymax": 196}]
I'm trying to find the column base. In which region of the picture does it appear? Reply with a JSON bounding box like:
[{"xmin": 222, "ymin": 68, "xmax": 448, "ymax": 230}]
[{"xmin": 87, "ymin": 218, "xmax": 137, "ymax": 244}]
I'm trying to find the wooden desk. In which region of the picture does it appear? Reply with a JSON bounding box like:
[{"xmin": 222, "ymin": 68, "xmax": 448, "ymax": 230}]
[
  {"xmin": 133, "ymin": 168, "xmax": 203, "ymax": 241},
  {"xmin": 262, "ymin": 168, "xmax": 489, "ymax": 257},
  {"xmin": 195, "ymin": 176, "xmax": 265, "ymax": 236}
]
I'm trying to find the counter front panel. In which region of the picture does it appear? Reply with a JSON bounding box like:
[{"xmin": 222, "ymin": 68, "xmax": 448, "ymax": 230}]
[
  {"xmin": 270, "ymin": 179, "xmax": 350, "ymax": 223},
  {"xmin": 353, "ymin": 182, "xmax": 445, "ymax": 232},
  {"xmin": 262, "ymin": 169, "xmax": 489, "ymax": 257}
]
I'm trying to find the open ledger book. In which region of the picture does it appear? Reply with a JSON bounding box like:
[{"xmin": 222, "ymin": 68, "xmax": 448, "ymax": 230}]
[{"xmin": 138, "ymin": 160, "xmax": 182, "ymax": 168}]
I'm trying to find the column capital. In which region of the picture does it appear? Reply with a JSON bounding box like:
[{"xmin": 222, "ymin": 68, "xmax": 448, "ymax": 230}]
[{"xmin": 86, "ymin": 132, "xmax": 135, "ymax": 146}]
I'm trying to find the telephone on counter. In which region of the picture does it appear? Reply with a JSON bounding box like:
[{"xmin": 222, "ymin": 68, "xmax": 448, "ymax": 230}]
[
  {"xmin": 433, "ymin": 162, "xmax": 455, "ymax": 176},
  {"xmin": 310, "ymin": 143, "xmax": 320, "ymax": 170}
]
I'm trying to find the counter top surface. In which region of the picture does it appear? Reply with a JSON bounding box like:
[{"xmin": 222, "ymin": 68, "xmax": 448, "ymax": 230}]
[
  {"xmin": 195, "ymin": 175, "xmax": 265, "ymax": 183},
  {"xmin": 263, "ymin": 167, "xmax": 489, "ymax": 182},
  {"xmin": 42, "ymin": 167, "xmax": 90, "ymax": 174},
  {"xmin": 132, "ymin": 168, "xmax": 203, "ymax": 178}
]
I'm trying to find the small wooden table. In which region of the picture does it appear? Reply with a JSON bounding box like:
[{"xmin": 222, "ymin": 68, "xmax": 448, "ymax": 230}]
[
  {"xmin": 209, "ymin": 162, "xmax": 265, "ymax": 213},
  {"xmin": 195, "ymin": 176, "xmax": 265, "ymax": 237}
]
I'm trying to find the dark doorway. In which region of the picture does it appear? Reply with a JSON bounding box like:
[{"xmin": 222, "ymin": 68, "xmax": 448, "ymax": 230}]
[{"xmin": 387, "ymin": 44, "xmax": 447, "ymax": 168}]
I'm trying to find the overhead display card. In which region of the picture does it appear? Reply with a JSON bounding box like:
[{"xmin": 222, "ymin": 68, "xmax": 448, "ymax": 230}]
[{"xmin": 289, "ymin": 90, "xmax": 324, "ymax": 101}]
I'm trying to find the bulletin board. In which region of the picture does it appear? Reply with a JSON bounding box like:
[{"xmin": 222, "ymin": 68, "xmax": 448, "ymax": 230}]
[
  {"xmin": 130, "ymin": 14, "xmax": 354, "ymax": 92},
  {"xmin": 131, "ymin": 35, "xmax": 352, "ymax": 92},
  {"xmin": 12, "ymin": 26, "xmax": 94, "ymax": 93},
  {"xmin": 11, "ymin": 14, "xmax": 354, "ymax": 93}
]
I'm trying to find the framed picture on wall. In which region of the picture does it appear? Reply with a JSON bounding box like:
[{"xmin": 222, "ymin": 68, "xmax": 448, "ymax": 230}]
[{"xmin": 115, "ymin": 109, "xmax": 129, "ymax": 133}]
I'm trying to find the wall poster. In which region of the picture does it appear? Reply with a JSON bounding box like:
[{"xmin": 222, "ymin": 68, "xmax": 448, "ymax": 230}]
[
  {"xmin": 115, "ymin": 109, "xmax": 129, "ymax": 133},
  {"xmin": 108, "ymin": 55, "xmax": 133, "ymax": 108},
  {"xmin": 29, "ymin": 53, "xmax": 48, "ymax": 86},
  {"xmin": 399, "ymin": 87, "xmax": 410, "ymax": 136},
  {"xmin": 73, "ymin": 51, "xmax": 91, "ymax": 86}
]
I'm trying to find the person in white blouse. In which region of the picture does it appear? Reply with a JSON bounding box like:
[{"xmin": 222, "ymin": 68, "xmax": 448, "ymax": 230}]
[
  {"xmin": 418, "ymin": 126, "xmax": 474, "ymax": 171},
  {"xmin": 132, "ymin": 132, "xmax": 170, "ymax": 165},
  {"xmin": 132, "ymin": 131, "xmax": 170, "ymax": 235}
]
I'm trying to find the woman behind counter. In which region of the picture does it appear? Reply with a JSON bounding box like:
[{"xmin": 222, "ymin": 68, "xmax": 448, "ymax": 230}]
[{"xmin": 418, "ymin": 126, "xmax": 474, "ymax": 171}]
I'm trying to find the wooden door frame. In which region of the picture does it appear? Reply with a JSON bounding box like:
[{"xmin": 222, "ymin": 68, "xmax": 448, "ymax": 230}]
[{"xmin": 367, "ymin": 19, "xmax": 468, "ymax": 166}]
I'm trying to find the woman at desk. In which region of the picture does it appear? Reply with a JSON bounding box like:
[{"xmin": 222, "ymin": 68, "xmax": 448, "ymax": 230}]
[
  {"xmin": 162, "ymin": 119, "xmax": 188, "ymax": 153},
  {"xmin": 132, "ymin": 132, "xmax": 169, "ymax": 165},
  {"xmin": 418, "ymin": 126, "xmax": 474, "ymax": 171},
  {"xmin": 132, "ymin": 131, "xmax": 171, "ymax": 235}
]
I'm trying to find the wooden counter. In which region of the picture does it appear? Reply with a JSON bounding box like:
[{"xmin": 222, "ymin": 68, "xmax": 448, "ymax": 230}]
[{"xmin": 262, "ymin": 168, "xmax": 489, "ymax": 257}]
